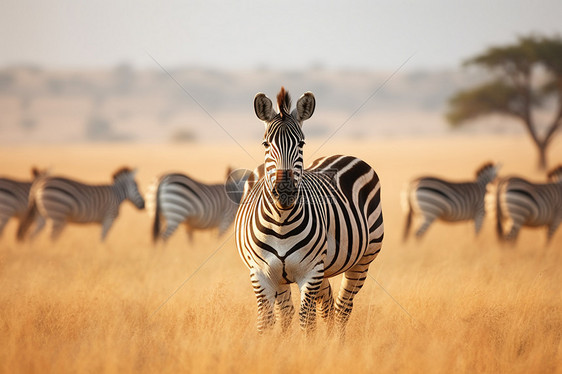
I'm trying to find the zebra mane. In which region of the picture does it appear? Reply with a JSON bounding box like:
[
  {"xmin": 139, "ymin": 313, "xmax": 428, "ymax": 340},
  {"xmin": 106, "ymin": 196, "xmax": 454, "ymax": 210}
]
[
  {"xmin": 277, "ymin": 87, "xmax": 292, "ymax": 118},
  {"xmin": 547, "ymin": 165, "xmax": 562, "ymax": 181},
  {"xmin": 476, "ymin": 162, "xmax": 495, "ymax": 177},
  {"xmin": 113, "ymin": 166, "xmax": 133, "ymax": 180}
]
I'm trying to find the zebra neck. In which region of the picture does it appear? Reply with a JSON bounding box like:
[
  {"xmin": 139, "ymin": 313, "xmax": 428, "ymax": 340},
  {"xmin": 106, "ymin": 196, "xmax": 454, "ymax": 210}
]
[
  {"xmin": 476, "ymin": 178, "xmax": 490, "ymax": 189},
  {"xmin": 112, "ymin": 182, "xmax": 128, "ymax": 203}
]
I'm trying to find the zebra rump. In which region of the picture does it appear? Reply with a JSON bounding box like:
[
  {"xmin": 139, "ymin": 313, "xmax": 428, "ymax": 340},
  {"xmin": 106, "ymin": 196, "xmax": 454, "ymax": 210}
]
[{"xmin": 0, "ymin": 167, "xmax": 47, "ymax": 238}]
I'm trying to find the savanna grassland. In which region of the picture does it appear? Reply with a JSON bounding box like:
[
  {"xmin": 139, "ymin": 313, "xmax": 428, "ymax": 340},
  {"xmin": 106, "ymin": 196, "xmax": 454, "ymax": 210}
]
[{"xmin": 1, "ymin": 136, "xmax": 561, "ymax": 374}]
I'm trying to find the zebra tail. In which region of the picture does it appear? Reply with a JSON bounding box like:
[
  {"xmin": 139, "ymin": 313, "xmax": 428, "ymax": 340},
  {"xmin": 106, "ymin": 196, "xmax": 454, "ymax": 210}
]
[
  {"xmin": 495, "ymin": 180, "xmax": 504, "ymax": 241},
  {"xmin": 17, "ymin": 198, "xmax": 38, "ymax": 242}
]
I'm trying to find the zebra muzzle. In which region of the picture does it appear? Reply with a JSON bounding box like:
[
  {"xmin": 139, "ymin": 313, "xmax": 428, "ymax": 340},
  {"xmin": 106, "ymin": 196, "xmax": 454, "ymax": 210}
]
[{"xmin": 272, "ymin": 169, "xmax": 298, "ymax": 209}]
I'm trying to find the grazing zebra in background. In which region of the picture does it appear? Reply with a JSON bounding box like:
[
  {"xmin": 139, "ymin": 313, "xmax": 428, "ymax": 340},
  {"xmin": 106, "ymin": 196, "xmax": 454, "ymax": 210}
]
[
  {"xmin": 495, "ymin": 165, "xmax": 562, "ymax": 243},
  {"xmin": 403, "ymin": 162, "xmax": 499, "ymax": 239},
  {"xmin": 147, "ymin": 167, "xmax": 249, "ymax": 243},
  {"xmin": 0, "ymin": 167, "xmax": 47, "ymax": 238},
  {"xmin": 17, "ymin": 167, "xmax": 145, "ymax": 242},
  {"xmin": 235, "ymin": 88, "xmax": 384, "ymax": 333}
]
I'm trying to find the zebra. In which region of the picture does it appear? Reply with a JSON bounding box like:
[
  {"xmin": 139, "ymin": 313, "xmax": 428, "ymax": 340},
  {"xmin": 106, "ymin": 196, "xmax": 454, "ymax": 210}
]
[
  {"xmin": 17, "ymin": 167, "xmax": 145, "ymax": 242},
  {"xmin": 403, "ymin": 162, "xmax": 499, "ymax": 239},
  {"xmin": 148, "ymin": 167, "xmax": 249, "ymax": 243},
  {"xmin": 495, "ymin": 165, "xmax": 562, "ymax": 243},
  {"xmin": 0, "ymin": 167, "xmax": 47, "ymax": 238},
  {"xmin": 235, "ymin": 88, "xmax": 384, "ymax": 333}
]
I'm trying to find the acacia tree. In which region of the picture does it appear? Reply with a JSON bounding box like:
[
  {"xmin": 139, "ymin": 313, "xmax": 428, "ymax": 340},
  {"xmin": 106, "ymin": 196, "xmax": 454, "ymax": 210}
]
[{"xmin": 447, "ymin": 35, "xmax": 562, "ymax": 169}]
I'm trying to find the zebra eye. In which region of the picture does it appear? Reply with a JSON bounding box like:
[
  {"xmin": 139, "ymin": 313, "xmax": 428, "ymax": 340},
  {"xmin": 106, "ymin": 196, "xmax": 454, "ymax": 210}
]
[
  {"xmin": 299, "ymin": 141, "xmax": 305, "ymax": 147},
  {"xmin": 262, "ymin": 141, "xmax": 270, "ymax": 148}
]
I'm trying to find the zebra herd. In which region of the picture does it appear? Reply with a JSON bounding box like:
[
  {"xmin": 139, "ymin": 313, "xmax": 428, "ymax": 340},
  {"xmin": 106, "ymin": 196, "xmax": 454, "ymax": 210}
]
[
  {"xmin": 1, "ymin": 166, "xmax": 245, "ymax": 243},
  {"xmin": 403, "ymin": 162, "xmax": 562, "ymax": 244},
  {"xmin": 1, "ymin": 87, "xmax": 561, "ymax": 334}
]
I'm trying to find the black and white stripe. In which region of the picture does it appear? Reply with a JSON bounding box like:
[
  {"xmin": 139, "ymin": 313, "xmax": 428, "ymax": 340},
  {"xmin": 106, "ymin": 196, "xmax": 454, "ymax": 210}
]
[
  {"xmin": 148, "ymin": 168, "xmax": 248, "ymax": 243},
  {"xmin": 0, "ymin": 168, "xmax": 47, "ymax": 238},
  {"xmin": 403, "ymin": 162, "xmax": 499, "ymax": 239},
  {"xmin": 235, "ymin": 88, "xmax": 384, "ymax": 333},
  {"xmin": 17, "ymin": 167, "xmax": 145, "ymax": 241},
  {"xmin": 496, "ymin": 165, "xmax": 562, "ymax": 243}
]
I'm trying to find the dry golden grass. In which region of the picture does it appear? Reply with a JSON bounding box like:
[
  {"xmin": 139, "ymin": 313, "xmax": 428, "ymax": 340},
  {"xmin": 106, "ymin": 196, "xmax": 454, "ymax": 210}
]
[{"xmin": 1, "ymin": 135, "xmax": 561, "ymax": 373}]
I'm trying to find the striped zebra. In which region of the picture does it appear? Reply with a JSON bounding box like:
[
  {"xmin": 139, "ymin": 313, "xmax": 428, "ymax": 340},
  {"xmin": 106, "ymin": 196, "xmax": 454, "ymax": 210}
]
[
  {"xmin": 0, "ymin": 167, "xmax": 47, "ymax": 238},
  {"xmin": 403, "ymin": 162, "xmax": 499, "ymax": 239},
  {"xmin": 235, "ymin": 88, "xmax": 384, "ymax": 333},
  {"xmin": 17, "ymin": 167, "xmax": 145, "ymax": 242},
  {"xmin": 495, "ymin": 165, "xmax": 562, "ymax": 243},
  {"xmin": 148, "ymin": 167, "xmax": 248, "ymax": 243}
]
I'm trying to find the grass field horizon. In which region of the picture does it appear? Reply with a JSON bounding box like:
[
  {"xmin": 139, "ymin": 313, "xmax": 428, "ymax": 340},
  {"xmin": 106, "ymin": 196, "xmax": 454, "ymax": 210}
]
[{"xmin": 1, "ymin": 135, "xmax": 561, "ymax": 373}]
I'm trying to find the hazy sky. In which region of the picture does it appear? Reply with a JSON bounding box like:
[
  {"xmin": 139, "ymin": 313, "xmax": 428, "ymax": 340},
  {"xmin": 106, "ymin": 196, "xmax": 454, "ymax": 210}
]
[{"xmin": 1, "ymin": 0, "xmax": 561, "ymax": 71}]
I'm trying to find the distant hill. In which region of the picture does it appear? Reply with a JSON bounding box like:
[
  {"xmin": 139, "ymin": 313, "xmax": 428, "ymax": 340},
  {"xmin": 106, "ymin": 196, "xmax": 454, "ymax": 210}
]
[{"xmin": 0, "ymin": 66, "xmax": 523, "ymax": 144}]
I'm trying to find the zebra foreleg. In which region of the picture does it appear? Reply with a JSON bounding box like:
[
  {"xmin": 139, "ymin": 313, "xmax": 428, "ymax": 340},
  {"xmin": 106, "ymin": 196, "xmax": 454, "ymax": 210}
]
[
  {"xmin": 297, "ymin": 264, "xmax": 324, "ymax": 332},
  {"xmin": 316, "ymin": 278, "xmax": 335, "ymax": 334},
  {"xmin": 474, "ymin": 209, "xmax": 485, "ymax": 235},
  {"xmin": 274, "ymin": 284, "xmax": 295, "ymax": 333},
  {"xmin": 316, "ymin": 278, "xmax": 334, "ymax": 323},
  {"xmin": 100, "ymin": 217, "xmax": 116, "ymax": 241},
  {"xmin": 250, "ymin": 270, "xmax": 277, "ymax": 333}
]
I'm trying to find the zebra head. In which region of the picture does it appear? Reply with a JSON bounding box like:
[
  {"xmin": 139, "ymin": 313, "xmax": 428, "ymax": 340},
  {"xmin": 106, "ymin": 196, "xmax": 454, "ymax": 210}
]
[
  {"xmin": 475, "ymin": 162, "xmax": 500, "ymax": 185},
  {"xmin": 113, "ymin": 167, "xmax": 146, "ymax": 210},
  {"xmin": 254, "ymin": 87, "xmax": 315, "ymax": 210}
]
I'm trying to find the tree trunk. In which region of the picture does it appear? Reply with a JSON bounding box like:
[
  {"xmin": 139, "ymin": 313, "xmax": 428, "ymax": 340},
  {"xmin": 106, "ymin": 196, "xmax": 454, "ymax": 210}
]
[{"xmin": 522, "ymin": 118, "xmax": 548, "ymax": 170}]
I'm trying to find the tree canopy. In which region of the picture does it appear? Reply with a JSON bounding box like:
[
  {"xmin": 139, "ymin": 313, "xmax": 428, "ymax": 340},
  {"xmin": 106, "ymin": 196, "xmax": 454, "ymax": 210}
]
[{"xmin": 447, "ymin": 35, "xmax": 562, "ymax": 168}]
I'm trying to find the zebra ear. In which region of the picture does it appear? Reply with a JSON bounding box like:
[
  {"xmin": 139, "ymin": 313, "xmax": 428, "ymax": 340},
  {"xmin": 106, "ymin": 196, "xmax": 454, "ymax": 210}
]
[
  {"xmin": 295, "ymin": 92, "xmax": 315, "ymax": 123},
  {"xmin": 254, "ymin": 93, "xmax": 275, "ymax": 122}
]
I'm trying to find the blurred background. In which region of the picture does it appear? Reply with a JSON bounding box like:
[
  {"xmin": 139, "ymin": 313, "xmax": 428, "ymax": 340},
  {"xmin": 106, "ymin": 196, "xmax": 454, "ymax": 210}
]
[{"xmin": 1, "ymin": 0, "xmax": 561, "ymax": 146}]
